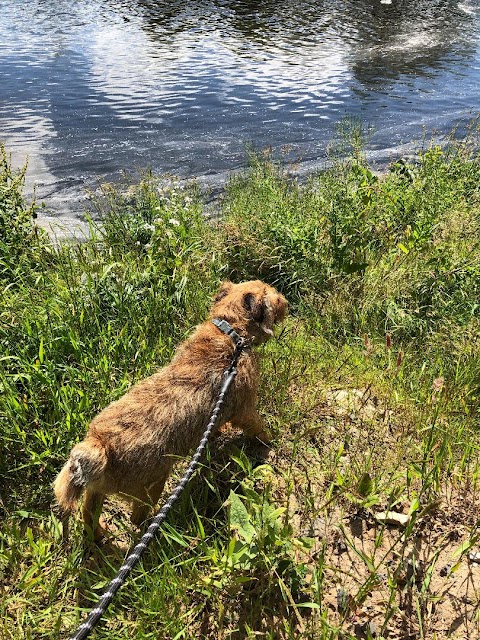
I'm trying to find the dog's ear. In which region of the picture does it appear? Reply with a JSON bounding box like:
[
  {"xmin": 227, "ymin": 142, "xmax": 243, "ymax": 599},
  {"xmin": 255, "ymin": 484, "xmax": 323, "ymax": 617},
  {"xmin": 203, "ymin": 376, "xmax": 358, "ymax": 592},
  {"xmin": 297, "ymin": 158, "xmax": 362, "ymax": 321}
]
[
  {"xmin": 214, "ymin": 281, "xmax": 233, "ymax": 303},
  {"xmin": 243, "ymin": 292, "xmax": 265, "ymax": 323}
]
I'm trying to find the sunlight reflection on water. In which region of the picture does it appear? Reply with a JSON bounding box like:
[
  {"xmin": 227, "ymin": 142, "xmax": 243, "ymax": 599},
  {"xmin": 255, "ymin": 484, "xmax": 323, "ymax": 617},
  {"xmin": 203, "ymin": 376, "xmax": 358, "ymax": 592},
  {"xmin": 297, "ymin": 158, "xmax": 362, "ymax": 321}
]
[{"xmin": 0, "ymin": 0, "xmax": 479, "ymax": 220}]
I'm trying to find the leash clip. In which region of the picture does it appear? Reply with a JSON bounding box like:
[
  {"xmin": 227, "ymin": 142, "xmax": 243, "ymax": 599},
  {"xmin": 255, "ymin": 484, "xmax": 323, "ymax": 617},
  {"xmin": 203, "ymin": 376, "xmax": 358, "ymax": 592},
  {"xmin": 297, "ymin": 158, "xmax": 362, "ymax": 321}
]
[{"xmin": 212, "ymin": 318, "xmax": 246, "ymax": 348}]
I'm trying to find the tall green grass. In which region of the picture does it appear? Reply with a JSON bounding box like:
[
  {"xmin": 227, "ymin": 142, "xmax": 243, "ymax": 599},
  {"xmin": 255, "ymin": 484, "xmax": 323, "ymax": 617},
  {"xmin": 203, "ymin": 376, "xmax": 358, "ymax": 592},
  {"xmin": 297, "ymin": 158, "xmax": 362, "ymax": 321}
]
[{"xmin": 1, "ymin": 130, "xmax": 480, "ymax": 638}]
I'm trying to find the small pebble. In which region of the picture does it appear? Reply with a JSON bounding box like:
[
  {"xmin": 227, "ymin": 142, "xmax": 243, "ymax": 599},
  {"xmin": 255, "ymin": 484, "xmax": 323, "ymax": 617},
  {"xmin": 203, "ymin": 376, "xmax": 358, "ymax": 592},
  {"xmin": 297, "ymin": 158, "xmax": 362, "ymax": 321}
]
[
  {"xmin": 336, "ymin": 588, "xmax": 350, "ymax": 613},
  {"xmin": 336, "ymin": 540, "xmax": 348, "ymax": 554},
  {"xmin": 468, "ymin": 552, "xmax": 480, "ymax": 564}
]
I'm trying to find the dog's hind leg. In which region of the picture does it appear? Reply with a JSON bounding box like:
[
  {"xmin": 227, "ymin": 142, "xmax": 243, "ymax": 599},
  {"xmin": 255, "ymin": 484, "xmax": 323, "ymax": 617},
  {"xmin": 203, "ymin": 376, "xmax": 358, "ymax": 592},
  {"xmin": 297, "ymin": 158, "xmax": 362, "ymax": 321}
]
[
  {"xmin": 130, "ymin": 474, "xmax": 169, "ymax": 527},
  {"xmin": 82, "ymin": 488, "xmax": 106, "ymax": 542}
]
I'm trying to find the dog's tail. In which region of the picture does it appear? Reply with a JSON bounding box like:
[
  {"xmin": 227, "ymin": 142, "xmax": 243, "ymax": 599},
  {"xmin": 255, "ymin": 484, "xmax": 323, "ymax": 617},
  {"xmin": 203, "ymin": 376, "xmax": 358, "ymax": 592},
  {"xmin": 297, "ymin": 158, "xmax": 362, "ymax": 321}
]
[{"xmin": 53, "ymin": 438, "xmax": 107, "ymax": 513}]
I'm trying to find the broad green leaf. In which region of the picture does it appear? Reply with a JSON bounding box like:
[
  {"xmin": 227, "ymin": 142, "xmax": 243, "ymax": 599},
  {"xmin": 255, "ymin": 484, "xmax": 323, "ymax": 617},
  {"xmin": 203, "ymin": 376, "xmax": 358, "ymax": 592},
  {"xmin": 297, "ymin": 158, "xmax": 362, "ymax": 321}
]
[
  {"xmin": 228, "ymin": 491, "xmax": 255, "ymax": 543},
  {"xmin": 357, "ymin": 472, "xmax": 373, "ymax": 497},
  {"xmin": 452, "ymin": 538, "xmax": 473, "ymax": 559},
  {"xmin": 408, "ymin": 497, "xmax": 421, "ymax": 516}
]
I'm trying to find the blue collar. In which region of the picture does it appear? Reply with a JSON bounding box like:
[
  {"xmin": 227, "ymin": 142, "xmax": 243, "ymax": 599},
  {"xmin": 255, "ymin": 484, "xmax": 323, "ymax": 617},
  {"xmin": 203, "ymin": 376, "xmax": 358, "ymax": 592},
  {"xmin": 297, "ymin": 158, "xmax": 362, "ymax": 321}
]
[{"xmin": 211, "ymin": 318, "xmax": 243, "ymax": 346}]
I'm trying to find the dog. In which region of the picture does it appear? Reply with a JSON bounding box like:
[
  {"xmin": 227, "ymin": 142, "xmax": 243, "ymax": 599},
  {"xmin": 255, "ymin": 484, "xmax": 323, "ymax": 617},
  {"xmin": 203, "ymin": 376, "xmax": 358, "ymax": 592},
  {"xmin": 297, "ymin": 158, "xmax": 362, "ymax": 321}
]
[{"xmin": 53, "ymin": 280, "xmax": 287, "ymax": 540}]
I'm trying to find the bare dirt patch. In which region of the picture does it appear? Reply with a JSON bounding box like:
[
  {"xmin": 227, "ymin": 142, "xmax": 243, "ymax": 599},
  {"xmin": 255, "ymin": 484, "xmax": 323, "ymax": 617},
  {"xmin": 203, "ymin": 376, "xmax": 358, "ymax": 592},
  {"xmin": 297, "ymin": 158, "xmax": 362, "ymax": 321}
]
[{"xmin": 266, "ymin": 387, "xmax": 480, "ymax": 639}]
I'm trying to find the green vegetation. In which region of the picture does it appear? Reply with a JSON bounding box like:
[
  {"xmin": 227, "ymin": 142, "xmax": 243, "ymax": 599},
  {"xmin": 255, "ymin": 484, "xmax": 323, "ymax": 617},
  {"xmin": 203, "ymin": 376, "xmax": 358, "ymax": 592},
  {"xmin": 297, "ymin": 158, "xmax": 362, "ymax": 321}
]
[{"xmin": 1, "ymin": 128, "xmax": 480, "ymax": 638}]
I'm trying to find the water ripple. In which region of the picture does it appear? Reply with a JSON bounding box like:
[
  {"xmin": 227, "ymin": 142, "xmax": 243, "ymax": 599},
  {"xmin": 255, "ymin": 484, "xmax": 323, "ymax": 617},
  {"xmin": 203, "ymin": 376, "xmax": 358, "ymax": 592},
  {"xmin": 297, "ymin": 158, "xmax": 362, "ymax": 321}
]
[{"xmin": 0, "ymin": 0, "xmax": 480, "ymax": 218}]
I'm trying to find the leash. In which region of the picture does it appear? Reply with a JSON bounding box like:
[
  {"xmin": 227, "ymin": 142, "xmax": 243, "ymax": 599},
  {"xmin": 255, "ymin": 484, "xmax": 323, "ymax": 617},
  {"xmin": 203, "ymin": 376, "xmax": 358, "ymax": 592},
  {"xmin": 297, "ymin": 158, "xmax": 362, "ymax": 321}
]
[{"xmin": 69, "ymin": 320, "xmax": 248, "ymax": 640}]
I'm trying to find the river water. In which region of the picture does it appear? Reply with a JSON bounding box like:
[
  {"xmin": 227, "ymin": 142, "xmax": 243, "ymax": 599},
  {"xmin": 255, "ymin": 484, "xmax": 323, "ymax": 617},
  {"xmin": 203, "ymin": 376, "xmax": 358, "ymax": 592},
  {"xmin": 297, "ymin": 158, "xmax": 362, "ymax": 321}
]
[{"xmin": 1, "ymin": 0, "xmax": 480, "ymax": 223}]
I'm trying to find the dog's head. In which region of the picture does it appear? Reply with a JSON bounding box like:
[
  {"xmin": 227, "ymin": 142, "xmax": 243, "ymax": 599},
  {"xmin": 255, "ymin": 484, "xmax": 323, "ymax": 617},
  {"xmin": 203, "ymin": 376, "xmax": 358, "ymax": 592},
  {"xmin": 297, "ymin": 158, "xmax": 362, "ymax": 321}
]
[{"xmin": 211, "ymin": 280, "xmax": 288, "ymax": 343}]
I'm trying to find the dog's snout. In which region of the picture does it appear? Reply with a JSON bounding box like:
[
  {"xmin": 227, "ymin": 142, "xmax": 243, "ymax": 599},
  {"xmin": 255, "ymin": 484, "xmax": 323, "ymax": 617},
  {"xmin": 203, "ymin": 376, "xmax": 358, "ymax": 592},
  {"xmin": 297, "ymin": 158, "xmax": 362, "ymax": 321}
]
[{"xmin": 275, "ymin": 293, "xmax": 288, "ymax": 322}]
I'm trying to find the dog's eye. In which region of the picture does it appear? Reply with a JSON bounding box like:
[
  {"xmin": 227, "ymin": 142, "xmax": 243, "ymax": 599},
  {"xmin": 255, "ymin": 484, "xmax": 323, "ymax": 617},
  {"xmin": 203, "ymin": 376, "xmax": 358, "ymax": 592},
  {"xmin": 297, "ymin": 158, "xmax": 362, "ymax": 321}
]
[{"xmin": 243, "ymin": 293, "xmax": 265, "ymax": 322}]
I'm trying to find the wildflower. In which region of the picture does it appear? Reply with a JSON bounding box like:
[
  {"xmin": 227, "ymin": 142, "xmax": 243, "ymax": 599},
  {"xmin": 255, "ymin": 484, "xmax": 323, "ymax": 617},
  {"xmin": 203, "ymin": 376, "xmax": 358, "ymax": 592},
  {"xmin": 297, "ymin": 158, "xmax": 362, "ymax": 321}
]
[
  {"xmin": 396, "ymin": 350, "xmax": 403, "ymax": 368},
  {"xmin": 168, "ymin": 218, "xmax": 180, "ymax": 226},
  {"xmin": 364, "ymin": 334, "xmax": 373, "ymax": 354},
  {"xmin": 431, "ymin": 376, "xmax": 445, "ymax": 403}
]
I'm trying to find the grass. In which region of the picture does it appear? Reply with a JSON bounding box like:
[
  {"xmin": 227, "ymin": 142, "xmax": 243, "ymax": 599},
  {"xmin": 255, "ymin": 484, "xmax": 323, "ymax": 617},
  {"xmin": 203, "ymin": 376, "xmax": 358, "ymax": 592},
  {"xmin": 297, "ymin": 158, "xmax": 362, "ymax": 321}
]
[{"xmin": 1, "ymin": 125, "xmax": 480, "ymax": 639}]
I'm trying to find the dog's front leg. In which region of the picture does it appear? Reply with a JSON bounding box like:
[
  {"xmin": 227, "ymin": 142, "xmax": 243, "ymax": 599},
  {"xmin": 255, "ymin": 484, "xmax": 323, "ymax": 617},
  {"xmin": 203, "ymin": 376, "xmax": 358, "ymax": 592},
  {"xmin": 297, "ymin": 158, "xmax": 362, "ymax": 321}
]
[{"xmin": 232, "ymin": 408, "xmax": 272, "ymax": 444}]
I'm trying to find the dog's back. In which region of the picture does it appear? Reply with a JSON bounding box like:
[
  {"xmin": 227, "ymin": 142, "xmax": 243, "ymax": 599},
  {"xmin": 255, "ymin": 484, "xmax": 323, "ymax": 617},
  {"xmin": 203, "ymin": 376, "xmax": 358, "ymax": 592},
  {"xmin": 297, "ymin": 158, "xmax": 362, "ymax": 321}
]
[{"xmin": 53, "ymin": 280, "xmax": 287, "ymax": 539}]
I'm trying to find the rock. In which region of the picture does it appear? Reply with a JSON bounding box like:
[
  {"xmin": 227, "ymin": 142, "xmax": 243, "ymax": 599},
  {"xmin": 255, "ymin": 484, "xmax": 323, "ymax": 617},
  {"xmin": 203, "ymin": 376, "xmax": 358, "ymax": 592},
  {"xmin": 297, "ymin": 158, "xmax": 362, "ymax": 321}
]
[
  {"xmin": 468, "ymin": 552, "xmax": 480, "ymax": 564},
  {"xmin": 336, "ymin": 588, "xmax": 350, "ymax": 613},
  {"xmin": 305, "ymin": 516, "xmax": 327, "ymax": 539},
  {"xmin": 326, "ymin": 388, "xmax": 378, "ymax": 421},
  {"xmin": 354, "ymin": 620, "xmax": 379, "ymax": 638},
  {"xmin": 375, "ymin": 511, "xmax": 410, "ymax": 527}
]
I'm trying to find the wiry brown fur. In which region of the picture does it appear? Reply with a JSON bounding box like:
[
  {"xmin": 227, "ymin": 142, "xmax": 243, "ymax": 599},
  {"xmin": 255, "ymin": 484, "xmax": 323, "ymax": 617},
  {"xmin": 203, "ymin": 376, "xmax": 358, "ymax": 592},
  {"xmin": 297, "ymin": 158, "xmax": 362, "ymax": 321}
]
[{"xmin": 53, "ymin": 280, "xmax": 287, "ymax": 540}]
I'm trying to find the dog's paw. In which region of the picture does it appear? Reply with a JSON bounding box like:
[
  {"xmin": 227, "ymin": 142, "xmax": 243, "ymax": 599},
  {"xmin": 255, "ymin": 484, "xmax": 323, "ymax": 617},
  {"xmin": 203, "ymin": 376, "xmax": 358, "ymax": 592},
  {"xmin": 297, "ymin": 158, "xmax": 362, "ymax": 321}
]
[{"xmin": 254, "ymin": 429, "xmax": 273, "ymax": 445}]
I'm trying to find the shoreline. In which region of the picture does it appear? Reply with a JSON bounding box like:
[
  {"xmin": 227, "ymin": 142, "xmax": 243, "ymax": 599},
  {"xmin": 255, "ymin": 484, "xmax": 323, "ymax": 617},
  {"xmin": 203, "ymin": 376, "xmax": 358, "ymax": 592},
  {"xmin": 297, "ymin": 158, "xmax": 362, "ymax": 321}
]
[{"xmin": 32, "ymin": 139, "xmax": 424, "ymax": 240}]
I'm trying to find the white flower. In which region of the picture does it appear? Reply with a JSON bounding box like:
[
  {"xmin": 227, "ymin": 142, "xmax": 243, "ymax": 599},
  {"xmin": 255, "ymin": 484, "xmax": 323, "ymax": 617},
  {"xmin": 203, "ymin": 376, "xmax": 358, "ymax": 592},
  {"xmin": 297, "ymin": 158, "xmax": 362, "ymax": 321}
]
[{"xmin": 168, "ymin": 218, "xmax": 180, "ymax": 226}]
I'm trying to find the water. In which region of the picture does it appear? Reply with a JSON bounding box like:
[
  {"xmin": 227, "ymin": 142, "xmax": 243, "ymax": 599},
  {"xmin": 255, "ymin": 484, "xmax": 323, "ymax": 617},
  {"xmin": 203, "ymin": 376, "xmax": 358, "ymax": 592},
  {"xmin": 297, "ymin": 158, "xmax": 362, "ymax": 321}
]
[{"xmin": 1, "ymin": 0, "xmax": 480, "ymax": 223}]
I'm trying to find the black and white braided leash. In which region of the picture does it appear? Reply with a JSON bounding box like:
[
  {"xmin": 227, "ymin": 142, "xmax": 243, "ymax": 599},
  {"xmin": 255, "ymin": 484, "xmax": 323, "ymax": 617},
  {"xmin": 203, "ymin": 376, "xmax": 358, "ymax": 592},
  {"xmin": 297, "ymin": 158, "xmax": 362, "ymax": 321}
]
[{"xmin": 69, "ymin": 320, "xmax": 248, "ymax": 640}]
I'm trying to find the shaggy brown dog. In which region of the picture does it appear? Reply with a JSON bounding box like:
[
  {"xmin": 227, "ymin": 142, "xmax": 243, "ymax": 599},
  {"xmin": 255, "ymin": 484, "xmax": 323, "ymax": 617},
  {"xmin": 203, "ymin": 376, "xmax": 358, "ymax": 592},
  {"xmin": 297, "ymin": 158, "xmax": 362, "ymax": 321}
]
[{"xmin": 53, "ymin": 280, "xmax": 287, "ymax": 539}]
